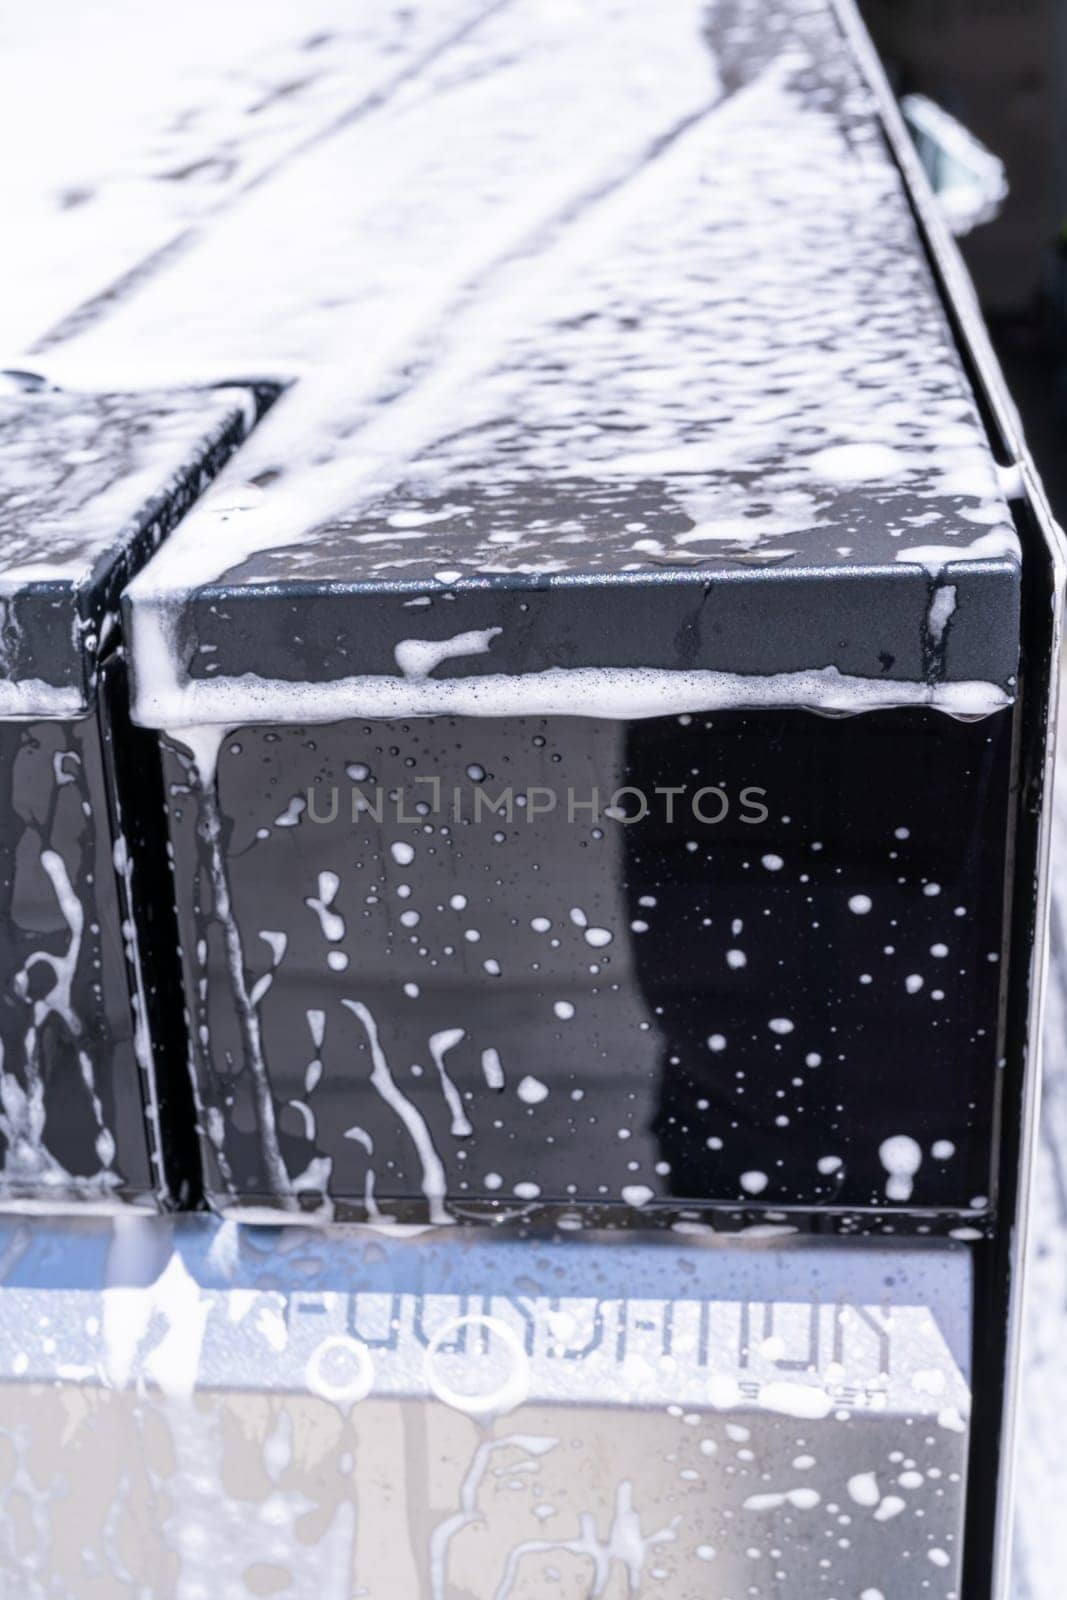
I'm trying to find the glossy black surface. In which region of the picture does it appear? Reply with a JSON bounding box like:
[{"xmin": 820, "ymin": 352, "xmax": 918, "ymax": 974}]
[
  {"xmin": 177, "ymin": 561, "xmax": 1019, "ymax": 700},
  {"xmin": 0, "ymin": 661, "xmax": 191, "ymax": 1204},
  {"xmin": 122, "ymin": 0, "xmax": 1021, "ymax": 713},
  {"xmin": 99, "ymin": 650, "xmax": 200, "ymax": 1205},
  {"xmin": 162, "ymin": 705, "xmax": 1015, "ymax": 1220},
  {"xmin": 0, "ymin": 381, "xmax": 251, "ymax": 712},
  {"xmin": 0, "ymin": 381, "xmax": 258, "ymax": 1203}
]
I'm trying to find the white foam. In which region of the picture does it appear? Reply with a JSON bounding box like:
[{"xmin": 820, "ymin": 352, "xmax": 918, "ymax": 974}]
[
  {"xmin": 138, "ymin": 662, "xmax": 1011, "ymax": 732},
  {"xmin": 757, "ymin": 1381, "xmax": 834, "ymax": 1421},
  {"xmin": 927, "ymin": 583, "xmax": 957, "ymax": 648},
  {"xmin": 879, "ymin": 1133, "xmax": 922, "ymax": 1202},
  {"xmin": 394, "ymin": 627, "xmax": 502, "ymax": 679},
  {"xmin": 343, "ymin": 999, "xmax": 450, "ymax": 1225},
  {"xmin": 428, "ymin": 1027, "xmax": 471, "ymax": 1138},
  {"xmin": 894, "ymin": 526, "xmax": 1020, "ymax": 578},
  {"xmin": 0, "ymin": 678, "xmax": 84, "ymax": 720},
  {"xmin": 480, "ymin": 1048, "xmax": 505, "ymax": 1091},
  {"xmin": 61, "ymin": 0, "xmax": 1016, "ymax": 729},
  {"xmin": 847, "ymin": 1471, "xmax": 881, "ymax": 1508}
]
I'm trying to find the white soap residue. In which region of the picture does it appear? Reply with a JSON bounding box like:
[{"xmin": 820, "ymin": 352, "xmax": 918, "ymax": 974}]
[
  {"xmin": 394, "ymin": 626, "xmax": 503, "ymax": 679},
  {"xmin": 112, "ymin": 832, "xmax": 165, "ymax": 1191},
  {"xmin": 306, "ymin": 1009, "xmax": 326, "ymax": 1052},
  {"xmin": 0, "ymin": 678, "xmax": 84, "ymax": 720},
  {"xmin": 140, "ymin": 661, "xmax": 1011, "ymax": 733},
  {"xmin": 305, "ymin": 872, "xmax": 345, "ymax": 942},
  {"xmin": 926, "ymin": 583, "xmax": 957, "ymax": 649},
  {"xmin": 274, "ymin": 794, "xmax": 306, "ymax": 828},
  {"xmin": 847, "ymin": 1472, "xmax": 881, "ymax": 1508},
  {"xmin": 258, "ymin": 930, "xmax": 288, "ymax": 967},
  {"xmin": 343, "ymin": 999, "xmax": 449, "ymax": 1225},
  {"xmin": 743, "ymin": 1486, "xmax": 822, "ymax": 1512},
  {"xmin": 2, "ymin": 845, "xmax": 121, "ymax": 1197},
  {"xmin": 103, "ymin": 1222, "xmax": 209, "ymax": 1399},
  {"xmin": 894, "ymin": 525, "xmax": 1020, "ymax": 578},
  {"xmin": 879, "ymin": 1133, "xmax": 922, "ymax": 1202},
  {"xmin": 489, "ymin": 1480, "xmax": 678, "ymax": 1600},
  {"xmin": 181, "ymin": 742, "xmax": 295, "ymax": 1203},
  {"xmin": 428, "ymin": 1027, "xmax": 471, "ymax": 1138},
  {"xmin": 806, "ymin": 443, "xmax": 906, "ymax": 484},
  {"xmin": 757, "ymin": 1381, "xmax": 834, "ymax": 1421},
  {"xmin": 11, "ymin": 0, "xmax": 1016, "ymax": 733},
  {"xmin": 480, "ymin": 1048, "xmax": 505, "ymax": 1091},
  {"xmin": 429, "ymin": 1435, "xmax": 559, "ymax": 1600}
]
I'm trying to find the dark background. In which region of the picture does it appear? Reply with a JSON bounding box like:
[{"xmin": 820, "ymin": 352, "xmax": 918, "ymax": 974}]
[{"xmin": 861, "ymin": 0, "xmax": 1067, "ymax": 513}]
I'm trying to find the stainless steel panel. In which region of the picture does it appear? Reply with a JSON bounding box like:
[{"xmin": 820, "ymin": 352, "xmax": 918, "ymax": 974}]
[{"xmin": 0, "ymin": 1217, "xmax": 970, "ymax": 1597}]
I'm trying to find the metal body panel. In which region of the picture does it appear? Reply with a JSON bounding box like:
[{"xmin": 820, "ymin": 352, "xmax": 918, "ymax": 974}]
[
  {"xmin": 97, "ymin": 3, "xmax": 1055, "ymax": 1584},
  {"xmin": 0, "ymin": 1217, "xmax": 971, "ymax": 1600},
  {"xmin": 161, "ymin": 706, "xmax": 1015, "ymax": 1223},
  {"xmin": 828, "ymin": 4, "xmax": 1067, "ymax": 1593},
  {"xmin": 0, "ymin": 387, "xmax": 255, "ymax": 1205},
  {"xmin": 116, "ymin": 0, "xmax": 1022, "ymax": 729},
  {"xmin": 0, "ymin": 703, "xmax": 154, "ymax": 1204},
  {"xmin": 0, "ymin": 383, "xmax": 251, "ymax": 718},
  {"xmin": 0, "ymin": 0, "xmax": 1057, "ymax": 1594}
]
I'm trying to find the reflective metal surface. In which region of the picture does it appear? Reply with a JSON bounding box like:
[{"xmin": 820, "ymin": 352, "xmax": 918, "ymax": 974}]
[
  {"xmin": 0, "ymin": 1217, "xmax": 971, "ymax": 1599},
  {"xmin": 0, "ymin": 0, "xmax": 1056, "ymax": 1594},
  {"xmin": 161, "ymin": 707, "xmax": 1015, "ymax": 1223},
  {"xmin": 0, "ymin": 387, "xmax": 253, "ymax": 1205}
]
